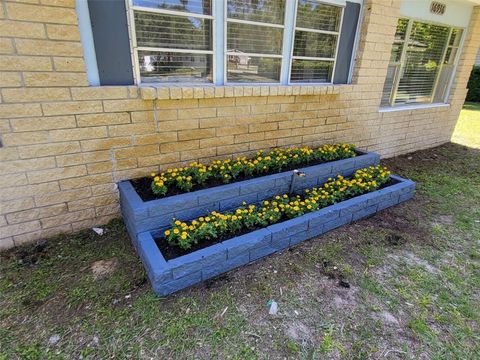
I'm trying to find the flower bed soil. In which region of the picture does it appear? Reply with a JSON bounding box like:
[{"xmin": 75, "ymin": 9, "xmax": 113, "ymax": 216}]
[
  {"xmin": 132, "ymin": 153, "xmax": 361, "ymax": 202},
  {"xmin": 155, "ymin": 178, "xmax": 395, "ymax": 261}
]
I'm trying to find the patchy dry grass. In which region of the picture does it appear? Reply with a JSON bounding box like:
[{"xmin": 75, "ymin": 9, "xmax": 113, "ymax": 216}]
[{"xmin": 1, "ymin": 110, "xmax": 479, "ymax": 359}]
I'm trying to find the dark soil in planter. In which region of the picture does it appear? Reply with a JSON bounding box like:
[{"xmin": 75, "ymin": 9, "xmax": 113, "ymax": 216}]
[
  {"xmin": 154, "ymin": 179, "xmax": 396, "ymax": 261},
  {"xmin": 155, "ymin": 225, "xmax": 262, "ymax": 261},
  {"xmin": 131, "ymin": 152, "xmax": 361, "ymax": 202}
]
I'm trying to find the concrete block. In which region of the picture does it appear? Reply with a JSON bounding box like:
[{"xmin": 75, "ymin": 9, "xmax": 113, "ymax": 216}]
[{"xmin": 137, "ymin": 172, "xmax": 415, "ymax": 296}]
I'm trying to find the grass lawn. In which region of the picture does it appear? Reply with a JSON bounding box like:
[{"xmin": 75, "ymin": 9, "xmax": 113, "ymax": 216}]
[
  {"xmin": 452, "ymin": 102, "xmax": 480, "ymax": 148},
  {"xmin": 1, "ymin": 106, "xmax": 479, "ymax": 359}
]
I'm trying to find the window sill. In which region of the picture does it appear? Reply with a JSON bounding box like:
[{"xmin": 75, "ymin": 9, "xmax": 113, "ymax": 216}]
[
  {"xmin": 379, "ymin": 103, "xmax": 450, "ymax": 113},
  {"xmin": 139, "ymin": 84, "xmax": 352, "ymax": 100}
]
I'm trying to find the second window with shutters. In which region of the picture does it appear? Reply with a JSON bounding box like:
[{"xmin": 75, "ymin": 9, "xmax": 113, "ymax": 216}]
[{"xmin": 381, "ymin": 18, "xmax": 464, "ymax": 107}]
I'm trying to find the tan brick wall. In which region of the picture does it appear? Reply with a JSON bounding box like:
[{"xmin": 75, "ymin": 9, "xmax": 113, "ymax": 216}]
[{"xmin": 0, "ymin": 0, "xmax": 479, "ymax": 250}]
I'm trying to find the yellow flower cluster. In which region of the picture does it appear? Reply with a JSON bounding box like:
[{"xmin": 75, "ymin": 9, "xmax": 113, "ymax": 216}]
[
  {"xmin": 164, "ymin": 165, "xmax": 391, "ymax": 250},
  {"xmin": 150, "ymin": 144, "xmax": 356, "ymax": 197}
]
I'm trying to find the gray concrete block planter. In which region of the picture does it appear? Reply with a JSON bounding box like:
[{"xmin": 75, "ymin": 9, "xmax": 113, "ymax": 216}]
[
  {"xmin": 135, "ymin": 175, "xmax": 415, "ymax": 297},
  {"xmin": 119, "ymin": 149, "xmax": 380, "ymax": 242}
]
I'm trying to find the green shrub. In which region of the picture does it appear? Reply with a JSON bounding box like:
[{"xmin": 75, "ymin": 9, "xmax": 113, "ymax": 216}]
[{"xmin": 466, "ymin": 66, "xmax": 480, "ymax": 102}]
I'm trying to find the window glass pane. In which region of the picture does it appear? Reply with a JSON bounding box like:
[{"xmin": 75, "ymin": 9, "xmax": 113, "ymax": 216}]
[
  {"xmin": 394, "ymin": 18, "xmax": 409, "ymax": 41},
  {"xmin": 380, "ymin": 65, "xmax": 400, "ymax": 106},
  {"xmin": 290, "ymin": 60, "xmax": 333, "ymax": 83},
  {"xmin": 227, "ymin": 0, "xmax": 285, "ymax": 24},
  {"xmin": 390, "ymin": 43, "xmax": 403, "ymax": 63},
  {"xmin": 395, "ymin": 21, "xmax": 450, "ymax": 105},
  {"xmin": 133, "ymin": 0, "xmax": 211, "ymax": 15},
  {"xmin": 134, "ymin": 11, "xmax": 211, "ymax": 50},
  {"xmin": 444, "ymin": 47, "xmax": 457, "ymax": 65},
  {"xmin": 227, "ymin": 22, "xmax": 283, "ymax": 55},
  {"xmin": 227, "ymin": 56, "xmax": 281, "ymax": 82},
  {"xmin": 449, "ymin": 28, "xmax": 463, "ymax": 46},
  {"xmin": 138, "ymin": 51, "xmax": 212, "ymax": 83},
  {"xmin": 433, "ymin": 65, "xmax": 453, "ymax": 102},
  {"xmin": 293, "ymin": 31, "xmax": 337, "ymax": 58},
  {"xmin": 296, "ymin": 0, "xmax": 341, "ymax": 32},
  {"xmin": 381, "ymin": 18, "xmax": 458, "ymax": 107}
]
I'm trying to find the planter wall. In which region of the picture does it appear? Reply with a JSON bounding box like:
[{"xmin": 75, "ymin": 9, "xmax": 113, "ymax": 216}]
[
  {"xmin": 120, "ymin": 149, "xmax": 380, "ymax": 243},
  {"xmin": 136, "ymin": 175, "xmax": 415, "ymax": 296}
]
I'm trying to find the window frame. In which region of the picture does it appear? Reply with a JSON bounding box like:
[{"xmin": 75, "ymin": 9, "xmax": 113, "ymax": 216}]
[
  {"xmin": 126, "ymin": 0, "xmax": 217, "ymax": 85},
  {"xmin": 288, "ymin": 0, "xmax": 345, "ymax": 85},
  {"xmin": 125, "ymin": 0, "xmax": 350, "ymax": 86},
  {"xmin": 382, "ymin": 17, "xmax": 465, "ymax": 108}
]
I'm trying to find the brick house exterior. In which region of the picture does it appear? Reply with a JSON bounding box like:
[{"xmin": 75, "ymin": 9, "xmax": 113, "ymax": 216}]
[{"xmin": 1, "ymin": 0, "xmax": 479, "ymax": 250}]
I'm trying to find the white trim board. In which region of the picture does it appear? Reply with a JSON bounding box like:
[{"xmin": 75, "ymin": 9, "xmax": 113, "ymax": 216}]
[
  {"xmin": 76, "ymin": 0, "xmax": 100, "ymax": 86},
  {"xmin": 400, "ymin": 0, "xmax": 474, "ymax": 28}
]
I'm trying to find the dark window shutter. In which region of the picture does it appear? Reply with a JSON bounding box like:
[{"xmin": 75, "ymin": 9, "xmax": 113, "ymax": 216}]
[
  {"xmin": 88, "ymin": 0, "xmax": 134, "ymax": 85},
  {"xmin": 333, "ymin": 1, "xmax": 361, "ymax": 84}
]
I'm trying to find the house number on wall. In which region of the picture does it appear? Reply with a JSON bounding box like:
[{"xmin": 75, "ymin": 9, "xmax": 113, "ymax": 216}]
[{"xmin": 430, "ymin": 1, "xmax": 446, "ymax": 15}]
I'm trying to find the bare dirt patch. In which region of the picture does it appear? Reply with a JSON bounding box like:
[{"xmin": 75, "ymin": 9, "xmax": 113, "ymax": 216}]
[{"xmin": 91, "ymin": 259, "xmax": 118, "ymax": 280}]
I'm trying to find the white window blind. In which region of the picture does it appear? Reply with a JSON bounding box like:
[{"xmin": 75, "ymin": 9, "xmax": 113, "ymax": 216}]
[
  {"xmin": 130, "ymin": 0, "xmax": 214, "ymax": 83},
  {"xmin": 225, "ymin": 0, "xmax": 286, "ymax": 83},
  {"xmin": 290, "ymin": 0, "xmax": 343, "ymax": 83},
  {"xmin": 381, "ymin": 18, "xmax": 463, "ymax": 107}
]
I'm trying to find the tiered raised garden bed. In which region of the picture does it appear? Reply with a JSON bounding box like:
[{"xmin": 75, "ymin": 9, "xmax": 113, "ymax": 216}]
[
  {"xmin": 136, "ymin": 175, "xmax": 415, "ymax": 296},
  {"xmin": 119, "ymin": 148, "xmax": 380, "ymax": 243}
]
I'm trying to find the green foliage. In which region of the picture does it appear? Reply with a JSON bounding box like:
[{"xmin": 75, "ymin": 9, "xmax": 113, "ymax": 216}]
[
  {"xmin": 466, "ymin": 66, "xmax": 480, "ymax": 102},
  {"xmin": 164, "ymin": 166, "xmax": 391, "ymax": 250},
  {"xmin": 151, "ymin": 144, "xmax": 357, "ymax": 198}
]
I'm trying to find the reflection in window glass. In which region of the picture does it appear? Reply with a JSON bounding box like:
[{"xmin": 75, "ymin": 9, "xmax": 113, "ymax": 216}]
[
  {"xmin": 381, "ymin": 18, "xmax": 463, "ymax": 106},
  {"xmin": 227, "ymin": 22, "xmax": 283, "ymax": 55},
  {"xmin": 227, "ymin": 56, "xmax": 281, "ymax": 83},
  {"xmin": 133, "ymin": 0, "xmax": 211, "ymax": 15},
  {"xmin": 134, "ymin": 11, "xmax": 211, "ymax": 50},
  {"xmin": 394, "ymin": 18, "xmax": 409, "ymax": 41},
  {"xmin": 293, "ymin": 31, "xmax": 337, "ymax": 58},
  {"xmin": 132, "ymin": 0, "xmax": 213, "ymax": 84},
  {"xmin": 227, "ymin": 0, "xmax": 285, "ymax": 24},
  {"xmin": 138, "ymin": 51, "xmax": 212, "ymax": 83},
  {"xmin": 290, "ymin": 0, "xmax": 341, "ymax": 83},
  {"xmin": 389, "ymin": 43, "xmax": 403, "ymax": 63},
  {"xmin": 226, "ymin": 0, "xmax": 285, "ymax": 83},
  {"xmin": 395, "ymin": 22, "xmax": 450, "ymax": 105},
  {"xmin": 296, "ymin": 0, "xmax": 341, "ymax": 32},
  {"xmin": 290, "ymin": 60, "xmax": 333, "ymax": 83},
  {"xmin": 449, "ymin": 28, "xmax": 463, "ymax": 46}
]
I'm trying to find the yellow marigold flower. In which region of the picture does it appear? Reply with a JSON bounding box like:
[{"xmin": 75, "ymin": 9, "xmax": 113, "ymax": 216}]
[
  {"xmin": 173, "ymin": 228, "xmax": 179, "ymax": 234},
  {"xmin": 151, "ymin": 173, "xmax": 156, "ymax": 177},
  {"xmin": 174, "ymin": 220, "xmax": 181, "ymax": 226},
  {"xmin": 205, "ymin": 217, "xmax": 211, "ymax": 222},
  {"xmin": 164, "ymin": 230, "xmax": 171, "ymax": 236}
]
